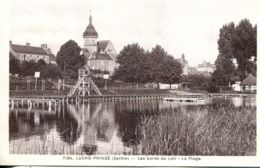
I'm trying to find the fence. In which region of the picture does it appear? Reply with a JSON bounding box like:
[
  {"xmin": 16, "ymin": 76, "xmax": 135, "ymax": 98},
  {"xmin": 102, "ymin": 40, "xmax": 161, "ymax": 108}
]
[{"xmin": 9, "ymin": 79, "xmax": 75, "ymax": 91}]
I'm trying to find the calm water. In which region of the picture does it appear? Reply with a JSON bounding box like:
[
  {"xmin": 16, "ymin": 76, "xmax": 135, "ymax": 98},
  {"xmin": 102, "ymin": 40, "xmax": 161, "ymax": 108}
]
[{"xmin": 9, "ymin": 97, "xmax": 256, "ymax": 154}]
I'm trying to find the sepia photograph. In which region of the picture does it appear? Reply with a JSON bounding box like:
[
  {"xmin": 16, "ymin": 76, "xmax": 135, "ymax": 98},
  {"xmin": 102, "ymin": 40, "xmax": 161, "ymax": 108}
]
[{"xmin": 1, "ymin": 0, "xmax": 259, "ymax": 166}]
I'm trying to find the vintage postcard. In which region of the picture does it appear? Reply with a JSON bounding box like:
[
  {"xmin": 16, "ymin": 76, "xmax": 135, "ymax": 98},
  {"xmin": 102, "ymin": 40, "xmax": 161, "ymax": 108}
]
[{"xmin": 0, "ymin": 0, "xmax": 259, "ymax": 166}]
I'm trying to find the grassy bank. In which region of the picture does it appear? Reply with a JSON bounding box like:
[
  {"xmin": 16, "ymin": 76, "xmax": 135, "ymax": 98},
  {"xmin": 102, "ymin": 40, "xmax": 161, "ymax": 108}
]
[
  {"xmin": 138, "ymin": 103, "xmax": 256, "ymax": 155},
  {"xmin": 9, "ymin": 90, "xmax": 68, "ymax": 97}
]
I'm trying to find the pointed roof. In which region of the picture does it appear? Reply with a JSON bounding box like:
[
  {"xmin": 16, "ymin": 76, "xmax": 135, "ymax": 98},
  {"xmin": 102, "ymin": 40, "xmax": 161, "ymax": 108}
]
[
  {"xmin": 242, "ymin": 74, "xmax": 256, "ymax": 86},
  {"xmin": 83, "ymin": 15, "xmax": 98, "ymax": 38},
  {"xmin": 97, "ymin": 40, "xmax": 110, "ymax": 52}
]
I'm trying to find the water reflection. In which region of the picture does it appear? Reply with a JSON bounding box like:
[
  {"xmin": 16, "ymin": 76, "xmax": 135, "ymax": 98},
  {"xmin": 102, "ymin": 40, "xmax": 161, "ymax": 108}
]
[
  {"xmin": 231, "ymin": 97, "xmax": 256, "ymax": 107},
  {"xmin": 114, "ymin": 101, "xmax": 160, "ymax": 147},
  {"xmin": 9, "ymin": 109, "xmax": 55, "ymax": 140},
  {"xmin": 55, "ymin": 104, "xmax": 82, "ymax": 145},
  {"xmin": 9, "ymin": 97, "xmax": 256, "ymax": 154}
]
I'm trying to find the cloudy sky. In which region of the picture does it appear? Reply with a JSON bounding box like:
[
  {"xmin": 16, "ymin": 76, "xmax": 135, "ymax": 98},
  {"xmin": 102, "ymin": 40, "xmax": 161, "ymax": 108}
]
[{"xmin": 10, "ymin": 0, "xmax": 258, "ymax": 66}]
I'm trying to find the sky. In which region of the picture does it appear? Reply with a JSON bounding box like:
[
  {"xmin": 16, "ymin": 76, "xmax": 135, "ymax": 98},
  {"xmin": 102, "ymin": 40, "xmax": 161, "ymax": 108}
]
[{"xmin": 9, "ymin": 0, "xmax": 258, "ymax": 66}]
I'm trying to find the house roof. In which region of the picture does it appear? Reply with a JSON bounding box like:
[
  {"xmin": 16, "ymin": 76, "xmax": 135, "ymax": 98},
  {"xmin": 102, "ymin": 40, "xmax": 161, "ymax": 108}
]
[
  {"xmin": 242, "ymin": 74, "xmax": 256, "ymax": 86},
  {"xmin": 11, "ymin": 44, "xmax": 49, "ymax": 56},
  {"xmin": 97, "ymin": 40, "xmax": 110, "ymax": 52},
  {"xmin": 89, "ymin": 53, "xmax": 113, "ymax": 60}
]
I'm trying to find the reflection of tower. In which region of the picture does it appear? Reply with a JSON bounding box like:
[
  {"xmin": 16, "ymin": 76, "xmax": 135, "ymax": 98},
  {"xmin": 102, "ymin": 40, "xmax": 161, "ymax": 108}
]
[
  {"xmin": 96, "ymin": 103, "xmax": 115, "ymax": 141},
  {"xmin": 82, "ymin": 122, "xmax": 97, "ymax": 154},
  {"xmin": 81, "ymin": 102, "xmax": 115, "ymax": 154},
  {"xmin": 82, "ymin": 103, "xmax": 98, "ymax": 154}
]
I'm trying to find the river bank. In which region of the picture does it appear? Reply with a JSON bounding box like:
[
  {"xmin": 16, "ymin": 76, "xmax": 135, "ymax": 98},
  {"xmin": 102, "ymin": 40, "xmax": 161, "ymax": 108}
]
[{"xmin": 9, "ymin": 89, "xmax": 256, "ymax": 98}]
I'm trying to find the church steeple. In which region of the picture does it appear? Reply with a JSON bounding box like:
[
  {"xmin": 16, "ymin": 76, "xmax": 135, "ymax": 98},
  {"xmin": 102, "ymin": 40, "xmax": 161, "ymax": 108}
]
[
  {"xmin": 89, "ymin": 14, "xmax": 92, "ymax": 25},
  {"xmin": 83, "ymin": 12, "xmax": 98, "ymax": 56},
  {"xmin": 83, "ymin": 13, "xmax": 98, "ymax": 38}
]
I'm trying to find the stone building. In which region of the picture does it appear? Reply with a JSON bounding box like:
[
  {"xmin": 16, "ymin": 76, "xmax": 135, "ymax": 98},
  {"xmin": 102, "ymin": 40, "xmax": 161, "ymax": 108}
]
[
  {"xmin": 82, "ymin": 15, "xmax": 117, "ymax": 74},
  {"xmin": 187, "ymin": 61, "xmax": 216, "ymax": 76},
  {"xmin": 197, "ymin": 61, "xmax": 215, "ymax": 73},
  {"xmin": 10, "ymin": 41, "xmax": 54, "ymax": 64}
]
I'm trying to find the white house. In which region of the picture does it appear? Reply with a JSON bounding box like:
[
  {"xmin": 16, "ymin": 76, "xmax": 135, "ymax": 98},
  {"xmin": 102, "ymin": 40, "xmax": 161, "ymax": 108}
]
[
  {"xmin": 10, "ymin": 41, "xmax": 55, "ymax": 64},
  {"xmin": 232, "ymin": 82, "xmax": 242, "ymax": 92}
]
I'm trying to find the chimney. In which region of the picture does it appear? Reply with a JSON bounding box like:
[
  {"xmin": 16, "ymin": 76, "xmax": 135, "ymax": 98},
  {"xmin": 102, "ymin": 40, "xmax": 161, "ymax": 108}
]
[
  {"xmin": 26, "ymin": 42, "xmax": 30, "ymax": 46},
  {"xmin": 182, "ymin": 53, "xmax": 185, "ymax": 59},
  {"xmin": 41, "ymin": 44, "xmax": 48, "ymax": 52},
  {"xmin": 9, "ymin": 41, "xmax": 12, "ymax": 44}
]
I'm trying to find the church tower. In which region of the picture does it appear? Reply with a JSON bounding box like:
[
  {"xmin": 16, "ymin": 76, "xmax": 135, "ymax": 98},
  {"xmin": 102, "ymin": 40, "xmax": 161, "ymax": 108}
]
[{"xmin": 83, "ymin": 14, "xmax": 98, "ymax": 57}]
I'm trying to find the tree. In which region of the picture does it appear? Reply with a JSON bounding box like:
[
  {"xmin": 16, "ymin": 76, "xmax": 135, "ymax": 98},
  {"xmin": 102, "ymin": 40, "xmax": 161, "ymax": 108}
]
[
  {"xmin": 20, "ymin": 60, "xmax": 37, "ymax": 77},
  {"xmin": 56, "ymin": 40, "xmax": 85, "ymax": 79},
  {"xmin": 34, "ymin": 59, "xmax": 46, "ymax": 72},
  {"xmin": 232, "ymin": 19, "xmax": 257, "ymax": 78},
  {"xmin": 42, "ymin": 64, "xmax": 62, "ymax": 79},
  {"xmin": 217, "ymin": 22, "xmax": 235, "ymax": 59},
  {"xmin": 9, "ymin": 53, "xmax": 20, "ymax": 74},
  {"xmin": 158, "ymin": 56, "xmax": 182, "ymax": 86},
  {"xmin": 112, "ymin": 43, "xmax": 148, "ymax": 84},
  {"xmin": 149, "ymin": 45, "xmax": 182, "ymax": 86},
  {"xmin": 112, "ymin": 44, "xmax": 183, "ymax": 86},
  {"xmin": 211, "ymin": 19, "xmax": 256, "ymax": 90},
  {"xmin": 213, "ymin": 23, "xmax": 236, "ymax": 87},
  {"xmin": 214, "ymin": 53, "xmax": 236, "ymax": 86}
]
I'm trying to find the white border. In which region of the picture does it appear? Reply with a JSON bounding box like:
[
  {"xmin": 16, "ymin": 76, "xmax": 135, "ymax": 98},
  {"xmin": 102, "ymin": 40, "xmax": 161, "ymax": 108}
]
[{"xmin": 0, "ymin": 0, "xmax": 259, "ymax": 166}]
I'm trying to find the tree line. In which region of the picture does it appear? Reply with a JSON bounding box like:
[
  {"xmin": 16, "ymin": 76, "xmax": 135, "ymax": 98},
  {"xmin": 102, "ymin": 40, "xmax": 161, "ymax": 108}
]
[
  {"xmin": 111, "ymin": 44, "xmax": 183, "ymax": 87},
  {"xmin": 10, "ymin": 41, "xmax": 183, "ymax": 86}
]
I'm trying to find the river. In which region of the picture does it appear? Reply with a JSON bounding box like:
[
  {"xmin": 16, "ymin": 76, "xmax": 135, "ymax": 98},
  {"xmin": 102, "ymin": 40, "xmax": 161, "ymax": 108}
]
[{"xmin": 9, "ymin": 97, "xmax": 256, "ymax": 155}]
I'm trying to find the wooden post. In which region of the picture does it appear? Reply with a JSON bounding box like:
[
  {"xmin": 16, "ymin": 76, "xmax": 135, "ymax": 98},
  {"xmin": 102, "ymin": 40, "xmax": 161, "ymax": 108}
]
[
  {"xmin": 11, "ymin": 100, "xmax": 14, "ymax": 109},
  {"xmin": 35, "ymin": 78, "xmax": 38, "ymax": 90},
  {"xmin": 48, "ymin": 101, "xmax": 51, "ymax": 112}
]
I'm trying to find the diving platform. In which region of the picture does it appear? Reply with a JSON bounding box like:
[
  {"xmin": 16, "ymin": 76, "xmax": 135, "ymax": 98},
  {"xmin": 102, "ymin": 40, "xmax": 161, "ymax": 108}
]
[{"xmin": 68, "ymin": 68, "xmax": 102, "ymax": 97}]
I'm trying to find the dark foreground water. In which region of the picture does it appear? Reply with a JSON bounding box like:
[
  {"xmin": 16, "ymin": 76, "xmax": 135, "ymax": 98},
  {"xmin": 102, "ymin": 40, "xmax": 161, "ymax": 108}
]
[{"xmin": 9, "ymin": 97, "xmax": 256, "ymax": 154}]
